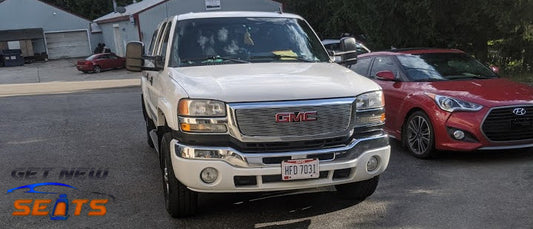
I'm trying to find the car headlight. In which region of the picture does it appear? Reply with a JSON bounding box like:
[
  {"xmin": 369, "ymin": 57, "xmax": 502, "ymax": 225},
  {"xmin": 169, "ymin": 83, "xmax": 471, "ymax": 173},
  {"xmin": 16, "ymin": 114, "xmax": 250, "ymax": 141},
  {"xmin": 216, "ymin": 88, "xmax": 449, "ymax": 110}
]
[
  {"xmin": 426, "ymin": 93, "xmax": 483, "ymax": 112},
  {"xmin": 178, "ymin": 99, "xmax": 226, "ymax": 117},
  {"xmin": 356, "ymin": 91, "xmax": 384, "ymax": 111}
]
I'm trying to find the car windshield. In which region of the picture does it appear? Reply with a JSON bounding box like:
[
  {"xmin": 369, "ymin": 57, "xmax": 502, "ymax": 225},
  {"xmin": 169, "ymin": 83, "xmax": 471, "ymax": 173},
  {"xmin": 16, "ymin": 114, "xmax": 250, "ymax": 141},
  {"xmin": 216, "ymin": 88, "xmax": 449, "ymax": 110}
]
[
  {"xmin": 397, "ymin": 53, "xmax": 498, "ymax": 82},
  {"xmin": 86, "ymin": 55, "xmax": 98, "ymax": 60},
  {"xmin": 169, "ymin": 17, "xmax": 330, "ymax": 67}
]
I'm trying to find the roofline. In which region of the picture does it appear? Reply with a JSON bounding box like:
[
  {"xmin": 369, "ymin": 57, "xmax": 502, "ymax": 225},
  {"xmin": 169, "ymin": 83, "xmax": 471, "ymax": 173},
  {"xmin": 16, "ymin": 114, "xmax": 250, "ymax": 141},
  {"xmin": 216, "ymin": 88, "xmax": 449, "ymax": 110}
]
[
  {"xmin": 35, "ymin": 0, "xmax": 91, "ymax": 22},
  {"xmin": 388, "ymin": 47, "xmax": 464, "ymax": 53},
  {"xmin": 359, "ymin": 48, "xmax": 465, "ymax": 58},
  {"xmin": 94, "ymin": 0, "xmax": 169, "ymax": 24},
  {"xmin": 359, "ymin": 51, "xmax": 402, "ymax": 58},
  {"xmin": 94, "ymin": 15, "xmax": 130, "ymax": 24},
  {"xmin": 175, "ymin": 11, "xmax": 302, "ymax": 21},
  {"xmin": 396, "ymin": 48, "xmax": 464, "ymax": 54}
]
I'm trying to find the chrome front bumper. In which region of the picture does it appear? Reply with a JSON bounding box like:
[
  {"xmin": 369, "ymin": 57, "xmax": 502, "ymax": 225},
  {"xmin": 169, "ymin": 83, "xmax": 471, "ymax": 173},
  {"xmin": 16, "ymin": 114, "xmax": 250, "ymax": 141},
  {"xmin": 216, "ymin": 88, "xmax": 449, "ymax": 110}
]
[{"xmin": 170, "ymin": 134, "xmax": 390, "ymax": 192}]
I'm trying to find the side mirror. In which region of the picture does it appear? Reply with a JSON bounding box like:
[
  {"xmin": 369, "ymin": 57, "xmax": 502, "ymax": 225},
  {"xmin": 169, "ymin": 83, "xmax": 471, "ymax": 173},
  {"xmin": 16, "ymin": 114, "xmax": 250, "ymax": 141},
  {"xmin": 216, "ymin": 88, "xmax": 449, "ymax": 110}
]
[
  {"xmin": 490, "ymin": 65, "xmax": 500, "ymax": 74},
  {"xmin": 376, "ymin": 70, "xmax": 396, "ymax": 81},
  {"xmin": 335, "ymin": 37, "xmax": 358, "ymax": 66},
  {"xmin": 154, "ymin": 56, "xmax": 164, "ymax": 70},
  {"xmin": 126, "ymin": 41, "xmax": 144, "ymax": 72}
]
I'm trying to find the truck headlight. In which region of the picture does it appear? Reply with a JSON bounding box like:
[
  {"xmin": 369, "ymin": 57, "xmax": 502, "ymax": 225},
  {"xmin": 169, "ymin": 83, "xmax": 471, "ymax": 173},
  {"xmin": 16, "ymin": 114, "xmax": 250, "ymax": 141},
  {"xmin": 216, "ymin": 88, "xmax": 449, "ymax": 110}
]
[
  {"xmin": 355, "ymin": 91, "xmax": 384, "ymax": 111},
  {"xmin": 426, "ymin": 93, "xmax": 482, "ymax": 112},
  {"xmin": 178, "ymin": 99, "xmax": 228, "ymax": 133},
  {"xmin": 178, "ymin": 99, "xmax": 226, "ymax": 117},
  {"xmin": 180, "ymin": 123, "xmax": 227, "ymax": 133},
  {"xmin": 355, "ymin": 91, "xmax": 385, "ymax": 127}
]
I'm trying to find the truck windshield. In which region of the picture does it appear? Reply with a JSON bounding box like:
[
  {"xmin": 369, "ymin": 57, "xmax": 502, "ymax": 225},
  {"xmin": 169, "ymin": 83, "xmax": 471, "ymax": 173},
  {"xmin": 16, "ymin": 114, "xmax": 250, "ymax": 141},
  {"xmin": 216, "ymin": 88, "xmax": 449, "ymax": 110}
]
[{"xmin": 169, "ymin": 17, "xmax": 330, "ymax": 67}]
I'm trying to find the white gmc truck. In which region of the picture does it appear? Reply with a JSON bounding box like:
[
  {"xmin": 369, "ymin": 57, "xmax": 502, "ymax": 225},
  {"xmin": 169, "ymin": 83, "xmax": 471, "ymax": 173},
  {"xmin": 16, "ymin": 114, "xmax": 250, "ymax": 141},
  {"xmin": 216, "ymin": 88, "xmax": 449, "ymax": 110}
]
[{"xmin": 125, "ymin": 11, "xmax": 390, "ymax": 217}]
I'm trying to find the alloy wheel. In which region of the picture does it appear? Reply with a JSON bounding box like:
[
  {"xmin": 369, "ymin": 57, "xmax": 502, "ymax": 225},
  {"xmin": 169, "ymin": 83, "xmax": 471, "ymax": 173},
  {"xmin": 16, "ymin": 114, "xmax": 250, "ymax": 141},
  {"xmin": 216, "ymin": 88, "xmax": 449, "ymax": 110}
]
[{"xmin": 407, "ymin": 115, "xmax": 431, "ymax": 155}]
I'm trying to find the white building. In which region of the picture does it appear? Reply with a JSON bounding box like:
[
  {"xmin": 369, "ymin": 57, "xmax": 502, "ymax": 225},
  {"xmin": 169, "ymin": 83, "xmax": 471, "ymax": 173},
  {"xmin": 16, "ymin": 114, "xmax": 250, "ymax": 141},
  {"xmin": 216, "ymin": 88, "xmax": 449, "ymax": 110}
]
[
  {"xmin": 0, "ymin": 0, "xmax": 102, "ymax": 59},
  {"xmin": 94, "ymin": 0, "xmax": 281, "ymax": 56}
]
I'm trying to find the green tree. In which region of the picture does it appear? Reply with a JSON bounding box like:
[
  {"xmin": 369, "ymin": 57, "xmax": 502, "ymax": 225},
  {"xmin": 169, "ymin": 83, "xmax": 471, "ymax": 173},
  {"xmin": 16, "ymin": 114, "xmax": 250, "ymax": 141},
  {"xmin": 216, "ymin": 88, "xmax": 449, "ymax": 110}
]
[{"xmin": 281, "ymin": 0, "xmax": 533, "ymax": 73}]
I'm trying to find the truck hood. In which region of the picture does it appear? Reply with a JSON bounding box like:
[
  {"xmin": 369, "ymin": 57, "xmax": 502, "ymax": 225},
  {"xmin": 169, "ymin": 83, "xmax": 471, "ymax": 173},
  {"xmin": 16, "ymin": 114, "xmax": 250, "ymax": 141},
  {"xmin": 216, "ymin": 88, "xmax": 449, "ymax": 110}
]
[
  {"xmin": 169, "ymin": 63, "xmax": 380, "ymax": 102},
  {"xmin": 422, "ymin": 78, "xmax": 533, "ymax": 107}
]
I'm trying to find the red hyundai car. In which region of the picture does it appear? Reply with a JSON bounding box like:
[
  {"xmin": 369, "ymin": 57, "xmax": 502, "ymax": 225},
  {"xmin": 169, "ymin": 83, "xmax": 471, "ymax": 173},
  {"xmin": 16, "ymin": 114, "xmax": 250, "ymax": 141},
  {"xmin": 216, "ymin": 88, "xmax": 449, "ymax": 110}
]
[
  {"xmin": 76, "ymin": 53, "xmax": 125, "ymax": 73},
  {"xmin": 351, "ymin": 49, "xmax": 533, "ymax": 158}
]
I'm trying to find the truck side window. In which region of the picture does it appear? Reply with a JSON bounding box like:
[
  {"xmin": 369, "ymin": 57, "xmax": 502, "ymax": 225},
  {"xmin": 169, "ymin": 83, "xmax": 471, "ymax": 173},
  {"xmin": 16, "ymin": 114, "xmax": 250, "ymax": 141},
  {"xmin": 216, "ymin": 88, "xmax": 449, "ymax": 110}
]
[
  {"xmin": 148, "ymin": 28, "xmax": 159, "ymax": 55},
  {"xmin": 159, "ymin": 22, "xmax": 172, "ymax": 60},
  {"xmin": 154, "ymin": 22, "xmax": 168, "ymax": 56}
]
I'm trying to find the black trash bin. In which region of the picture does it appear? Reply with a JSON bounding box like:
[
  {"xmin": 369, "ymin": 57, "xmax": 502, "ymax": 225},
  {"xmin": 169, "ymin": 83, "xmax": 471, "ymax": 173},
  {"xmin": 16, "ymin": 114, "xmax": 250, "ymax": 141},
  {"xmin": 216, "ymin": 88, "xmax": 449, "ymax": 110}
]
[{"xmin": 0, "ymin": 49, "xmax": 24, "ymax": 67}]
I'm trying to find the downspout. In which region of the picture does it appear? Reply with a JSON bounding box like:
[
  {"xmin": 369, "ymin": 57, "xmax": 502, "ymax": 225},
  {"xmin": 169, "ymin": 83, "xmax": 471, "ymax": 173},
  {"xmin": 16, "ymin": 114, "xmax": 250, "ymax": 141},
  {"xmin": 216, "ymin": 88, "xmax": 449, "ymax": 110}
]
[{"xmin": 135, "ymin": 14, "xmax": 142, "ymax": 42}]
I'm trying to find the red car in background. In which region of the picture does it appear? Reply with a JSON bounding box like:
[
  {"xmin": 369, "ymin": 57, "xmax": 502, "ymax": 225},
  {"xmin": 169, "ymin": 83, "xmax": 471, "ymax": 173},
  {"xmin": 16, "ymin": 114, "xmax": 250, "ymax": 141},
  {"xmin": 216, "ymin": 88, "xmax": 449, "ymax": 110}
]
[
  {"xmin": 76, "ymin": 53, "xmax": 125, "ymax": 73},
  {"xmin": 351, "ymin": 49, "xmax": 533, "ymax": 158}
]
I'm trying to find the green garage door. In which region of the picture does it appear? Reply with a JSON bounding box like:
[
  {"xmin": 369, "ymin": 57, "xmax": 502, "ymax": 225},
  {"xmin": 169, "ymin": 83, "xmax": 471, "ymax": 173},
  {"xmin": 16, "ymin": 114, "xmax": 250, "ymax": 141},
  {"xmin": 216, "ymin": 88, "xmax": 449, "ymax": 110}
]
[{"xmin": 45, "ymin": 31, "xmax": 90, "ymax": 59}]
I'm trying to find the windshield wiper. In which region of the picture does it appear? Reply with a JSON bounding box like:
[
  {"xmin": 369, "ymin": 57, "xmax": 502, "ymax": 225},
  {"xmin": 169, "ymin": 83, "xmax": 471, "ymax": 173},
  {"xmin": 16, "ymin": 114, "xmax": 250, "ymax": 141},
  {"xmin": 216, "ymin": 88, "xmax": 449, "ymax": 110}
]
[
  {"xmin": 446, "ymin": 75, "xmax": 492, "ymax": 80},
  {"xmin": 182, "ymin": 55, "xmax": 249, "ymax": 64},
  {"xmin": 250, "ymin": 54, "xmax": 316, "ymax": 62}
]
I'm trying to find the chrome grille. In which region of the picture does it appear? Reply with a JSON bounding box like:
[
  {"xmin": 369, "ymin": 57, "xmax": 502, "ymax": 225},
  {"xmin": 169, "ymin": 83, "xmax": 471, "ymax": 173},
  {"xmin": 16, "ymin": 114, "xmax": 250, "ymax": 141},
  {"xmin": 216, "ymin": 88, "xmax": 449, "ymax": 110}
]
[
  {"xmin": 482, "ymin": 106, "xmax": 533, "ymax": 141},
  {"xmin": 233, "ymin": 100, "xmax": 353, "ymax": 137}
]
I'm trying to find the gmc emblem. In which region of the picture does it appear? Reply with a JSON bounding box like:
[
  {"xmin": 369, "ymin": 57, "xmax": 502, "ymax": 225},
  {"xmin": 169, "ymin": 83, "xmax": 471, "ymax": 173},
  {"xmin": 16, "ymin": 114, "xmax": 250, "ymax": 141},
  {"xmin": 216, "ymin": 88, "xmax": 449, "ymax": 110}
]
[{"xmin": 275, "ymin": 111, "xmax": 318, "ymax": 123}]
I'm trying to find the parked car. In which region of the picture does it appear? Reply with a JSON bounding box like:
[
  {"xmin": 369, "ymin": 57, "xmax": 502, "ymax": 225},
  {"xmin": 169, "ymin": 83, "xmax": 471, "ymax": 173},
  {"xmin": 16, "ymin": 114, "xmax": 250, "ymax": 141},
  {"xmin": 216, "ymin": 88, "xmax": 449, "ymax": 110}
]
[
  {"xmin": 351, "ymin": 48, "xmax": 533, "ymax": 158},
  {"xmin": 76, "ymin": 53, "xmax": 125, "ymax": 73}
]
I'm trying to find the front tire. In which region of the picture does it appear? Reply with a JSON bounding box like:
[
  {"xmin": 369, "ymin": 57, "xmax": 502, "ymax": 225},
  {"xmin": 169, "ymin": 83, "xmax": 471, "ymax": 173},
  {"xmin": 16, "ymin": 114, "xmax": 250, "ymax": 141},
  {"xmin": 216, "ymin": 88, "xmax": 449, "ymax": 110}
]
[
  {"xmin": 336, "ymin": 176, "xmax": 379, "ymax": 200},
  {"xmin": 160, "ymin": 133, "xmax": 198, "ymax": 217},
  {"xmin": 93, "ymin": 65, "xmax": 101, "ymax": 73},
  {"xmin": 403, "ymin": 111, "xmax": 435, "ymax": 158}
]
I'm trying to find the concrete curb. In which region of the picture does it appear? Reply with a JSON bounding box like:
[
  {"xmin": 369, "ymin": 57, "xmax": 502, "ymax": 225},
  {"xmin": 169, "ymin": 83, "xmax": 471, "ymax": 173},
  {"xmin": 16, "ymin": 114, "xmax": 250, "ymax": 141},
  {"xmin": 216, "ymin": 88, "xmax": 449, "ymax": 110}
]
[{"xmin": 0, "ymin": 79, "xmax": 140, "ymax": 97}]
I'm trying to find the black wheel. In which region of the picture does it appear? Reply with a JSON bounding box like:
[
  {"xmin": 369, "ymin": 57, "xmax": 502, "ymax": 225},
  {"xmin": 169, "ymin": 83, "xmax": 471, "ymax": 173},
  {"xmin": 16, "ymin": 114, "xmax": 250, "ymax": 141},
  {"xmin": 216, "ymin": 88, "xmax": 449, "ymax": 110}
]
[
  {"xmin": 160, "ymin": 133, "xmax": 198, "ymax": 217},
  {"xmin": 82, "ymin": 71, "xmax": 88, "ymax": 73},
  {"xmin": 93, "ymin": 66, "xmax": 101, "ymax": 73},
  {"xmin": 141, "ymin": 97, "xmax": 154, "ymax": 148},
  {"xmin": 145, "ymin": 118, "xmax": 155, "ymax": 148},
  {"xmin": 403, "ymin": 111, "xmax": 435, "ymax": 158},
  {"xmin": 142, "ymin": 104, "xmax": 155, "ymax": 149},
  {"xmin": 335, "ymin": 176, "xmax": 379, "ymax": 200}
]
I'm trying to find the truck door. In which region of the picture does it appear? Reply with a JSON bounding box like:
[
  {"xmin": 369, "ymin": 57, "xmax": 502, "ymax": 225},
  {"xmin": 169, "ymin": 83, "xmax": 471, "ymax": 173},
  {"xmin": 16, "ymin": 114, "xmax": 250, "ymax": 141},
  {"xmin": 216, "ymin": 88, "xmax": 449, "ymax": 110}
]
[
  {"xmin": 143, "ymin": 22, "xmax": 166, "ymax": 119},
  {"xmin": 148, "ymin": 20, "xmax": 173, "ymax": 120}
]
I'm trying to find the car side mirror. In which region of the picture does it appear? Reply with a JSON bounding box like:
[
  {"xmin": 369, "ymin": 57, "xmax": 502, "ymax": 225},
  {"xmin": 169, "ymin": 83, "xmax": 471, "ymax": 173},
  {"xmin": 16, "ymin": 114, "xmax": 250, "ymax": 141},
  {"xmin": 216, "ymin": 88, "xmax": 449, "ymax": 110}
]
[
  {"xmin": 332, "ymin": 37, "xmax": 358, "ymax": 66},
  {"xmin": 490, "ymin": 65, "xmax": 500, "ymax": 74},
  {"xmin": 126, "ymin": 42, "xmax": 144, "ymax": 72},
  {"xmin": 376, "ymin": 70, "xmax": 396, "ymax": 81}
]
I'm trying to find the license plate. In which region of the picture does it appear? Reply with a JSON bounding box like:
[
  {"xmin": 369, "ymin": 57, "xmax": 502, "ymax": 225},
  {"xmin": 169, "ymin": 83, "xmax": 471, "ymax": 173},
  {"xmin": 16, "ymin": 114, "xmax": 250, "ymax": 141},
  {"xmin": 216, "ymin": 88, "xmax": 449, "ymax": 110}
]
[{"xmin": 281, "ymin": 159, "xmax": 319, "ymax": 181}]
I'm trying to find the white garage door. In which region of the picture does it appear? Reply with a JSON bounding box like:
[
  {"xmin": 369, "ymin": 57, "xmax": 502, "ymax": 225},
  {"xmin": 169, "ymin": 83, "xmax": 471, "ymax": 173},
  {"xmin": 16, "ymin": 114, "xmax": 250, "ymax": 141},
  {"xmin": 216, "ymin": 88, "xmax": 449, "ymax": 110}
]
[{"xmin": 45, "ymin": 31, "xmax": 90, "ymax": 59}]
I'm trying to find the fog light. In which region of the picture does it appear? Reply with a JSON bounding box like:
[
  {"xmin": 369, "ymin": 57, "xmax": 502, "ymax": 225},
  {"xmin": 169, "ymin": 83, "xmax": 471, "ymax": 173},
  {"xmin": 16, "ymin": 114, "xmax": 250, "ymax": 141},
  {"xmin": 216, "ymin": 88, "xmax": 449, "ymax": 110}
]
[
  {"xmin": 453, "ymin": 130, "xmax": 465, "ymax": 140},
  {"xmin": 200, "ymin": 167, "xmax": 218, "ymax": 184},
  {"xmin": 367, "ymin": 156, "xmax": 379, "ymax": 172}
]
